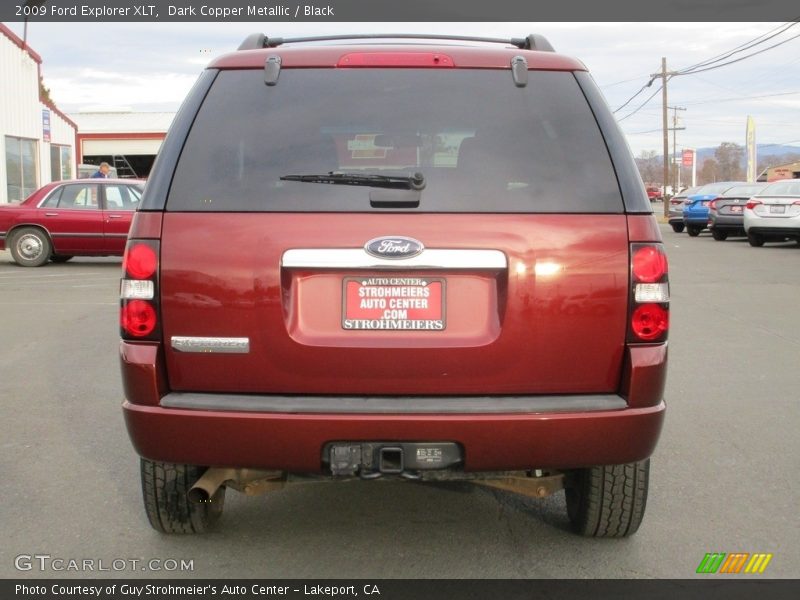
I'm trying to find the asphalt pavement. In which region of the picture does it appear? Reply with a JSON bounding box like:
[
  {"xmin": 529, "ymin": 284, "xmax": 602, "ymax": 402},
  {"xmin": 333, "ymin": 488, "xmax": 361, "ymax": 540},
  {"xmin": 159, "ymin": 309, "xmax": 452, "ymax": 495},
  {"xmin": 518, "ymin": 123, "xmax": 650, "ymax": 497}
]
[{"xmin": 0, "ymin": 225, "xmax": 798, "ymax": 579}]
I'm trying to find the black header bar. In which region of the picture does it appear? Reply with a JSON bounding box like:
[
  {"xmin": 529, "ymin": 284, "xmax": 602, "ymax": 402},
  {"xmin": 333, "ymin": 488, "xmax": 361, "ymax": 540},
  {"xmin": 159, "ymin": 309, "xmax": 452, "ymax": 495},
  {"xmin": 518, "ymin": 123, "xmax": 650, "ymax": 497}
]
[{"xmin": 3, "ymin": 0, "xmax": 800, "ymax": 22}]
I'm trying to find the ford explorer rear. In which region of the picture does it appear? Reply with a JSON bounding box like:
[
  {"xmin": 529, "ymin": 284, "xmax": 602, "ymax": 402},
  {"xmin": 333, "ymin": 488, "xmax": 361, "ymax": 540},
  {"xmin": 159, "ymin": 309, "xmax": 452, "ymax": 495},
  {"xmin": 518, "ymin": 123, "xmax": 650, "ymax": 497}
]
[{"xmin": 120, "ymin": 34, "xmax": 668, "ymax": 537}]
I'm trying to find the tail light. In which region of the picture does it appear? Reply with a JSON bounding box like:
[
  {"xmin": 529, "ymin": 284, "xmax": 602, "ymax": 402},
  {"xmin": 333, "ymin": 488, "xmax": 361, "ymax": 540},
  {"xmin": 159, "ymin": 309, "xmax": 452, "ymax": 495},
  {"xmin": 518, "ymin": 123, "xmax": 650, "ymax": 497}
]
[
  {"xmin": 670, "ymin": 199, "xmax": 683, "ymax": 206},
  {"xmin": 629, "ymin": 244, "xmax": 669, "ymax": 344},
  {"xmin": 708, "ymin": 198, "xmax": 719, "ymax": 210},
  {"xmin": 121, "ymin": 240, "xmax": 160, "ymax": 340},
  {"xmin": 746, "ymin": 199, "xmax": 762, "ymax": 210}
]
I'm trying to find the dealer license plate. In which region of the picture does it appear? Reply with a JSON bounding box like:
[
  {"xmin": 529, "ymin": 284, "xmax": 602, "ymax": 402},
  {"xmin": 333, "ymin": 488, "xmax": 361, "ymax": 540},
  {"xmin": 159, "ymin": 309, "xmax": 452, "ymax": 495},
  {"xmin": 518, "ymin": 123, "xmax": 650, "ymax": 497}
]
[
  {"xmin": 730, "ymin": 205, "xmax": 743, "ymax": 213},
  {"xmin": 342, "ymin": 277, "xmax": 446, "ymax": 331}
]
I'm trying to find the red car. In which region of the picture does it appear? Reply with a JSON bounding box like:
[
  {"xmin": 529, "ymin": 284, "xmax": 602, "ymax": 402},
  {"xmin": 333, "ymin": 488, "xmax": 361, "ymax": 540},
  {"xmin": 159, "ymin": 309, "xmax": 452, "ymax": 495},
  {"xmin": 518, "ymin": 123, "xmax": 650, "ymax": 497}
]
[
  {"xmin": 646, "ymin": 186, "xmax": 663, "ymax": 202},
  {"xmin": 0, "ymin": 178, "xmax": 144, "ymax": 266},
  {"xmin": 121, "ymin": 33, "xmax": 668, "ymax": 537}
]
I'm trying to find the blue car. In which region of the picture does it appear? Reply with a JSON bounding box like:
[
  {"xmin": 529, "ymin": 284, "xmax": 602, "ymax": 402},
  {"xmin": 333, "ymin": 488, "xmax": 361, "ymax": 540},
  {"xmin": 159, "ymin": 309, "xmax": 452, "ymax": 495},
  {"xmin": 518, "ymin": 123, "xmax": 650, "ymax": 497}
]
[{"xmin": 682, "ymin": 181, "xmax": 746, "ymax": 236}]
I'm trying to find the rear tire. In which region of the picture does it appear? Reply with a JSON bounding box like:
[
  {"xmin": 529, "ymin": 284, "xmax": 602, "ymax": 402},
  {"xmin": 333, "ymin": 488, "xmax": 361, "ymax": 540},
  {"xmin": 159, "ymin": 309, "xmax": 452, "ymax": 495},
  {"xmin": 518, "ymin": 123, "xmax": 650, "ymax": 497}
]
[
  {"xmin": 9, "ymin": 227, "xmax": 51, "ymax": 267},
  {"xmin": 565, "ymin": 460, "xmax": 649, "ymax": 538},
  {"xmin": 670, "ymin": 223, "xmax": 685, "ymax": 233},
  {"xmin": 711, "ymin": 229, "xmax": 728, "ymax": 241},
  {"xmin": 51, "ymin": 255, "xmax": 74, "ymax": 263},
  {"xmin": 747, "ymin": 232, "xmax": 764, "ymax": 247},
  {"xmin": 140, "ymin": 458, "xmax": 225, "ymax": 534},
  {"xmin": 687, "ymin": 226, "xmax": 702, "ymax": 237}
]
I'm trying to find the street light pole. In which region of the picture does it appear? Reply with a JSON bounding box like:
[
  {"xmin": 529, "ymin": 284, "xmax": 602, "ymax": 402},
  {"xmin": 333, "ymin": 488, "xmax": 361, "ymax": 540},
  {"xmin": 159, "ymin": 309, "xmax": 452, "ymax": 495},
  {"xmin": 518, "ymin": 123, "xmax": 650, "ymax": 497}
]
[{"xmin": 668, "ymin": 105, "xmax": 686, "ymax": 193}]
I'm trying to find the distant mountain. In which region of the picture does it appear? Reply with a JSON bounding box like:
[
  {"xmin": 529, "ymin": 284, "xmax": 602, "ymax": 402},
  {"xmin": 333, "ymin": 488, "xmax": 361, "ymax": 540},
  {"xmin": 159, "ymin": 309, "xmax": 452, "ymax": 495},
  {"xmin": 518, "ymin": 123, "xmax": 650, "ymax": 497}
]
[{"xmin": 695, "ymin": 145, "xmax": 800, "ymax": 165}]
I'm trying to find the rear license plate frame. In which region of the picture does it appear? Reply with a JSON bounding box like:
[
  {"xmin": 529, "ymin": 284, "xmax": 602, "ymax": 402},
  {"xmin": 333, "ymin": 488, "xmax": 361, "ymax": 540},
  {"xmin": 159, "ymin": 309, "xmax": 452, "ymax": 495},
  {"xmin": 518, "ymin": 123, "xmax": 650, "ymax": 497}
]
[
  {"xmin": 342, "ymin": 276, "xmax": 447, "ymax": 331},
  {"xmin": 769, "ymin": 205, "xmax": 786, "ymax": 214}
]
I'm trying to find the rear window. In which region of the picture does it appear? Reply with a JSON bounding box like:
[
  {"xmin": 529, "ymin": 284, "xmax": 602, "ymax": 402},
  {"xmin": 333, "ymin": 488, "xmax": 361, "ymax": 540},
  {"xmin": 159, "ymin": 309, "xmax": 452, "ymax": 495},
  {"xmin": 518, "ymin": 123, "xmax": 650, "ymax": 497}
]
[
  {"xmin": 167, "ymin": 68, "xmax": 623, "ymax": 213},
  {"xmin": 762, "ymin": 180, "xmax": 800, "ymax": 196},
  {"xmin": 694, "ymin": 182, "xmax": 741, "ymax": 196},
  {"xmin": 722, "ymin": 184, "xmax": 765, "ymax": 197}
]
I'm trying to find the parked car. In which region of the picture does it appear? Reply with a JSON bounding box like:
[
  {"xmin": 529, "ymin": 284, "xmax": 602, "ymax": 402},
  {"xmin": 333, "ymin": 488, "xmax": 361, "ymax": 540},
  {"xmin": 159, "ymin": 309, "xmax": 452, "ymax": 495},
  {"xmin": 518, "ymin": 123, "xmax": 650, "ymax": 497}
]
[
  {"xmin": 668, "ymin": 186, "xmax": 702, "ymax": 232},
  {"xmin": 743, "ymin": 179, "xmax": 800, "ymax": 246},
  {"xmin": 120, "ymin": 33, "xmax": 669, "ymax": 538},
  {"xmin": 0, "ymin": 178, "xmax": 144, "ymax": 266},
  {"xmin": 682, "ymin": 181, "xmax": 745, "ymax": 236},
  {"xmin": 646, "ymin": 186, "xmax": 662, "ymax": 202},
  {"xmin": 707, "ymin": 182, "xmax": 769, "ymax": 241}
]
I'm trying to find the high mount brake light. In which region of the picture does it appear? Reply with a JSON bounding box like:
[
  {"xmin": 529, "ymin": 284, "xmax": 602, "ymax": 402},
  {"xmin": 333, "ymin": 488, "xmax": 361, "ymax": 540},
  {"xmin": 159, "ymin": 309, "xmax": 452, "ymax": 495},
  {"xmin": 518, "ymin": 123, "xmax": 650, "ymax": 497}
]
[{"xmin": 629, "ymin": 243, "xmax": 669, "ymax": 344}]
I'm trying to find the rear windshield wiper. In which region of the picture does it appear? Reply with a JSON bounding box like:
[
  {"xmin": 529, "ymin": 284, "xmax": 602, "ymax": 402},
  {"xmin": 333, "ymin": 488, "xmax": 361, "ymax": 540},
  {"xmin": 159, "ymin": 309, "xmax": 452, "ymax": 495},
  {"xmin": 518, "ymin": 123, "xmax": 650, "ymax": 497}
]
[{"xmin": 280, "ymin": 171, "xmax": 425, "ymax": 191}]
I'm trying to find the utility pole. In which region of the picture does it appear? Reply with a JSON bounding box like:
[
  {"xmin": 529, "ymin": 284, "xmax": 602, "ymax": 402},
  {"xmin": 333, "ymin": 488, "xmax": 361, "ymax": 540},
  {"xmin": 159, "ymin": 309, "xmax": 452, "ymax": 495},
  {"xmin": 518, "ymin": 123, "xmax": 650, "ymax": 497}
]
[
  {"xmin": 652, "ymin": 58, "xmax": 676, "ymax": 218},
  {"xmin": 668, "ymin": 106, "xmax": 686, "ymax": 192}
]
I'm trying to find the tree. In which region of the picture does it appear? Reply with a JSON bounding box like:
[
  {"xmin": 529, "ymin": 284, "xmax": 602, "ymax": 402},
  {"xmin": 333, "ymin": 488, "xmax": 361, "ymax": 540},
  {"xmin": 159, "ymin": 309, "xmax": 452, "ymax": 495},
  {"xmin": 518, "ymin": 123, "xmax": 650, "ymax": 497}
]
[
  {"xmin": 635, "ymin": 150, "xmax": 661, "ymax": 185},
  {"xmin": 714, "ymin": 142, "xmax": 744, "ymax": 181},
  {"xmin": 39, "ymin": 77, "xmax": 53, "ymax": 105},
  {"xmin": 698, "ymin": 158, "xmax": 718, "ymax": 185}
]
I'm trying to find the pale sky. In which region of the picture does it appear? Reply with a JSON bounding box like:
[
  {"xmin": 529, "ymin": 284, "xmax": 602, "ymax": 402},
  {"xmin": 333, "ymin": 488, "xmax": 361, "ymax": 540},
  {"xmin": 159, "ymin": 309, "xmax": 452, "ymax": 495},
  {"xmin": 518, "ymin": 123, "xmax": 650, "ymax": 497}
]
[{"xmin": 5, "ymin": 21, "xmax": 800, "ymax": 156}]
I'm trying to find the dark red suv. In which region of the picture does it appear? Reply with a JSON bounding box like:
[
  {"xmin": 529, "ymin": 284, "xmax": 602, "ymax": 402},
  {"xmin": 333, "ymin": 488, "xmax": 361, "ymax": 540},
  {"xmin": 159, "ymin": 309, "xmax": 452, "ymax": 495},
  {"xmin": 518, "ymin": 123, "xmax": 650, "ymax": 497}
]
[{"xmin": 120, "ymin": 34, "xmax": 668, "ymax": 537}]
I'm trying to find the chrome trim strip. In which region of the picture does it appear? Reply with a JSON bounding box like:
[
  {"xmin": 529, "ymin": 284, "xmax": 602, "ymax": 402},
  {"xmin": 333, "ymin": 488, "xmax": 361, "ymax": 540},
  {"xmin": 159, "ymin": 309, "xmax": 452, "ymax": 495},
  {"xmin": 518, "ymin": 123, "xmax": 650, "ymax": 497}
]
[
  {"xmin": 282, "ymin": 248, "xmax": 507, "ymax": 270},
  {"xmin": 161, "ymin": 393, "xmax": 627, "ymax": 414},
  {"xmin": 50, "ymin": 233, "xmax": 104, "ymax": 238},
  {"xmin": 171, "ymin": 336, "xmax": 250, "ymax": 354}
]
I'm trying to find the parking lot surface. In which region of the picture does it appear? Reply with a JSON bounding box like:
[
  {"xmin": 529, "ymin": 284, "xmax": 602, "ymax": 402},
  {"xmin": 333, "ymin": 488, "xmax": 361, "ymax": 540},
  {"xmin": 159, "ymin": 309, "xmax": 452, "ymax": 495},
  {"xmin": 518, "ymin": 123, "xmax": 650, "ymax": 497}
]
[{"xmin": 1, "ymin": 225, "xmax": 798, "ymax": 578}]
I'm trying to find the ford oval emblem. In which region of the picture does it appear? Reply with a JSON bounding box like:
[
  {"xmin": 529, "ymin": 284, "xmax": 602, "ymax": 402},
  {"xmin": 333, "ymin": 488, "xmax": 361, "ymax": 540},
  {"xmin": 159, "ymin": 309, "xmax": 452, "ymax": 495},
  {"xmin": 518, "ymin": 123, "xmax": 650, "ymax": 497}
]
[{"xmin": 364, "ymin": 236, "xmax": 424, "ymax": 260}]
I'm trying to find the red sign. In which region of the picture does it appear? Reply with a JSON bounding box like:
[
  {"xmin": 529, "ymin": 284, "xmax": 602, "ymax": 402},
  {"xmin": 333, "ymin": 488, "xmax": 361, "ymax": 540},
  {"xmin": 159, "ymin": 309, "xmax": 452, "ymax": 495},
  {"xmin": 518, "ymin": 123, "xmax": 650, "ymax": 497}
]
[
  {"xmin": 682, "ymin": 149, "xmax": 694, "ymax": 167},
  {"xmin": 343, "ymin": 277, "xmax": 445, "ymax": 330}
]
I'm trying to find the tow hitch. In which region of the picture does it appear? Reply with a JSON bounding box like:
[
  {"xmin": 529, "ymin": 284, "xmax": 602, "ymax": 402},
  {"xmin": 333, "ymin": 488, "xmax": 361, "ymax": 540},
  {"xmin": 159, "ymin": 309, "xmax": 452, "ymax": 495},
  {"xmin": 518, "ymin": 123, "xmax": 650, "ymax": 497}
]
[
  {"xmin": 326, "ymin": 442, "xmax": 463, "ymax": 478},
  {"xmin": 325, "ymin": 442, "xmax": 565, "ymax": 498}
]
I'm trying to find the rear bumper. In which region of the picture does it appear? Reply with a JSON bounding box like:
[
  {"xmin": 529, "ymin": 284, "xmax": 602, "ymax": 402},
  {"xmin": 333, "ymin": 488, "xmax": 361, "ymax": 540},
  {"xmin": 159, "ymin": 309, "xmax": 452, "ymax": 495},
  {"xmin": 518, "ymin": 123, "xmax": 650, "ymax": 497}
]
[
  {"xmin": 683, "ymin": 215, "xmax": 708, "ymax": 225},
  {"xmin": 710, "ymin": 214, "xmax": 744, "ymax": 229},
  {"xmin": 121, "ymin": 341, "xmax": 667, "ymax": 472},
  {"xmin": 124, "ymin": 399, "xmax": 665, "ymax": 472},
  {"xmin": 746, "ymin": 225, "xmax": 800, "ymax": 237}
]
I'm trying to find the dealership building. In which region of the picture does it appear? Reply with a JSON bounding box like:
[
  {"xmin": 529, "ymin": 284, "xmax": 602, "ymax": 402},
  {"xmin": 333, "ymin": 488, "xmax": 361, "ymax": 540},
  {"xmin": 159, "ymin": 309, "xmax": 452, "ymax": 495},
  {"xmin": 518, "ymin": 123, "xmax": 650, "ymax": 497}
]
[
  {"xmin": 70, "ymin": 111, "xmax": 174, "ymax": 179},
  {"xmin": 0, "ymin": 24, "xmax": 77, "ymax": 204}
]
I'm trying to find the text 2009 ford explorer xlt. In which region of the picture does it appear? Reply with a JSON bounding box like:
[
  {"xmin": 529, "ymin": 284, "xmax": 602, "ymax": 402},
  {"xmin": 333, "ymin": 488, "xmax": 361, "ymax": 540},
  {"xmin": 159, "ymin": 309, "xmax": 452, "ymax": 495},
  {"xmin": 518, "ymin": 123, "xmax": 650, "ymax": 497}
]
[{"xmin": 120, "ymin": 34, "xmax": 668, "ymax": 537}]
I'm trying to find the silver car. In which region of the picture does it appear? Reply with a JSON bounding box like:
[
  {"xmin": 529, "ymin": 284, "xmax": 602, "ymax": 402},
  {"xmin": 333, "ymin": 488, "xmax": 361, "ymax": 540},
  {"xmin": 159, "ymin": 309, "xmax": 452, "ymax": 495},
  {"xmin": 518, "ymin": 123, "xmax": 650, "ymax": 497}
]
[
  {"xmin": 743, "ymin": 179, "xmax": 800, "ymax": 247},
  {"xmin": 667, "ymin": 186, "xmax": 702, "ymax": 233}
]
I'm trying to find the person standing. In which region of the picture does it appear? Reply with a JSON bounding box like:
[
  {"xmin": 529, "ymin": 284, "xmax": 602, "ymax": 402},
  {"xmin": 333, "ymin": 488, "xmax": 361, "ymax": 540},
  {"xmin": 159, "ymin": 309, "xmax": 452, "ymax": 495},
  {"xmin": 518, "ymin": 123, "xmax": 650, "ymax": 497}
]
[{"xmin": 91, "ymin": 162, "xmax": 111, "ymax": 178}]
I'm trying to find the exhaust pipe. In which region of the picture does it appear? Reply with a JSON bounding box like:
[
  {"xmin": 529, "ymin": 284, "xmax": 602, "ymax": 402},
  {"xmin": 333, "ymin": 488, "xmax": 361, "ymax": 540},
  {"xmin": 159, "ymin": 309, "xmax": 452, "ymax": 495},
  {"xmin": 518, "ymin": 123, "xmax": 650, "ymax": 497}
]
[
  {"xmin": 188, "ymin": 468, "xmax": 286, "ymax": 503},
  {"xmin": 187, "ymin": 468, "xmax": 237, "ymax": 504}
]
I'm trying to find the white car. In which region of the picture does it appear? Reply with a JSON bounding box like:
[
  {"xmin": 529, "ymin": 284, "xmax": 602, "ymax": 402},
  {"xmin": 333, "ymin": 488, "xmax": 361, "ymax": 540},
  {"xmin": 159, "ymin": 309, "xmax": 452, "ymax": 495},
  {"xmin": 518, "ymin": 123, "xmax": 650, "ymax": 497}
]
[{"xmin": 743, "ymin": 180, "xmax": 800, "ymax": 247}]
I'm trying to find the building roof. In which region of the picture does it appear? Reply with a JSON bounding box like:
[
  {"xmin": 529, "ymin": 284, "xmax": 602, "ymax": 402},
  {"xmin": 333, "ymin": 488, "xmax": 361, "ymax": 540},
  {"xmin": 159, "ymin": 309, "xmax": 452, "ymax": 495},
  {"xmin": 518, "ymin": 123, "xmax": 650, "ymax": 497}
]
[
  {"xmin": 1, "ymin": 23, "xmax": 76, "ymax": 131},
  {"xmin": 0, "ymin": 23, "xmax": 42, "ymax": 64},
  {"xmin": 68, "ymin": 112, "xmax": 176, "ymax": 134}
]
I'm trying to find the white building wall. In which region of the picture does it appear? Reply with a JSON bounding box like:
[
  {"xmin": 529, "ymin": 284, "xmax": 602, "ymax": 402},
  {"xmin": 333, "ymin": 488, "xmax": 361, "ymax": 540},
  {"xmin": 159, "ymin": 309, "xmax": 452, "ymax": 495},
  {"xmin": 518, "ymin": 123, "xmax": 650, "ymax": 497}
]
[
  {"xmin": 0, "ymin": 33, "xmax": 40, "ymax": 204},
  {"xmin": 0, "ymin": 30, "xmax": 76, "ymax": 203}
]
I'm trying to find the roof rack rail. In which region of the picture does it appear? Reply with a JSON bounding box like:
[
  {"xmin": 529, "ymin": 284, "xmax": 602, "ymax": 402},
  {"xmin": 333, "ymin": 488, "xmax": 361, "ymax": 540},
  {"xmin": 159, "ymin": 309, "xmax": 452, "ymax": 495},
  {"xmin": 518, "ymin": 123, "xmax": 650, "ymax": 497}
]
[{"xmin": 238, "ymin": 33, "xmax": 555, "ymax": 52}]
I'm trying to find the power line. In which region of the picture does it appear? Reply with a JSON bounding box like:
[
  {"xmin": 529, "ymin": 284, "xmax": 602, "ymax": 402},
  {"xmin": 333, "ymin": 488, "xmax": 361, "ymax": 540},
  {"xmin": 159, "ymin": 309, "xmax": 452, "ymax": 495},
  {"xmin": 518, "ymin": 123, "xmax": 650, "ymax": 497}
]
[
  {"xmin": 675, "ymin": 21, "xmax": 798, "ymax": 74},
  {"xmin": 617, "ymin": 84, "xmax": 663, "ymax": 122},
  {"xmin": 674, "ymin": 30, "xmax": 800, "ymax": 76},
  {"xmin": 612, "ymin": 79, "xmax": 656, "ymax": 114},
  {"xmin": 681, "ymin": 90, "xmax": 800, "ymax": 106}
]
